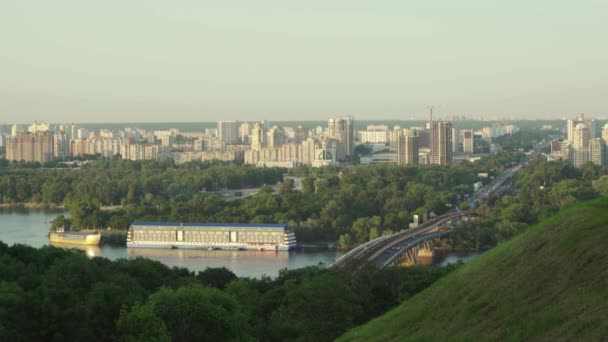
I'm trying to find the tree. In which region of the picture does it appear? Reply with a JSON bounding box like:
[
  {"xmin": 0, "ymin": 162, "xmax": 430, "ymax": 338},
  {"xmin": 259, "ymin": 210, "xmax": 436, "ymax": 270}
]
[
  {"xmin": 118, "ymin": 285, "xmax": 250, "ymax": 342},
  {"xmin": 580, "ymin": 162, "xmax": 604, "ymax": 183},
  {"xmin": 267, "ymin": 274, "xmax": 362, "ymax": 341},
  {"xmin": 352, "ymin": 216, "xmax": 381, "ymax": 244},
  {"xmin": 592, "ymin": 175, "xmax": 608, "ymax": 196},
  {"xmin": 277, "ymin": 178, "xmax": 295, "ymax": 196},
  {"xmin": 338, "ymin": 233, "xmax": 353, "ymax": 250},
  {"xmin": 196, "ymin": 267, "xmax": 237, "ymax": 289},
  {"xmin": 117, "ymin": 304, "xmax": 171, "ymax": 342}
]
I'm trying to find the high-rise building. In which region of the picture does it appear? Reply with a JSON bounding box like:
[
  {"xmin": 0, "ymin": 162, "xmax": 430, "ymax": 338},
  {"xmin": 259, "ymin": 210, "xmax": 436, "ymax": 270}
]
[
  {"xmin": 53, "ymin": 132, "xmax": 69, "ymax": 160},
  {"xmin": 567, "ymin": 114, "xmax": 595, "ymax": 142},
  {"xmin": 291, "ymin": 126, "xmax": 308, "ymax": 144},
  {"xmin": 397, "ymin": 128, "xmax": 419, "ymax": 166},
  {"xmin": 11, "ymin": 124, "xmax": 25, "ymax": 137},
  {"xmin": 417, "ymin": 129, "xmax": 430, "ymax": 149},
  {"xmin": 430, "ymin": 121, "xmax": 453, "ymax": 165},
  {"xmin": 590, "ymin": 138, "xmax": 605, "ymax": 167},
  {"xmin": 451, "ymin": 127, "xmax": 460, "ymax": 153},
  {"xmin": 6, "ymin": 131, "xmax": 54, "ymax": 163},
  {"xmin": 239, "ymin": 122, "xmax": 251, "ymax": 144},
  {"xmin": 573, "ymin": 123, "xmax": 591, "ymax": 150},
  {"xmin": 461, "ymin": 129, "xmax": 474, "ymax": 153},
  {"xmin": 602, "ymin": 123, "xmax": 608, "ymax": 143},
  {"xmin": 572, "ymin": 148, "xmax": 590, "ymax": 168},
  {"xmin": 217, "ymin": 121, "xmax": 239, "ymax": 144},
  {"xmin": 328, "ymin": 116, "xmax": 354, "ymax": 160},
  {"xmin": 250, "ymin": 122, "xmax": 265, "ymax": 152},
  {"xmin": 268, "ymin": 125, "xmax": 286, "ymax": 148}
]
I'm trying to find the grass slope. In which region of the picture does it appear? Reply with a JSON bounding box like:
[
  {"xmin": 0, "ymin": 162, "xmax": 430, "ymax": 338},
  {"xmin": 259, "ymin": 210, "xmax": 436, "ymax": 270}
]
[{"xmin": 339, "ymin": 198, "xmax": 608, "ymax": 341}]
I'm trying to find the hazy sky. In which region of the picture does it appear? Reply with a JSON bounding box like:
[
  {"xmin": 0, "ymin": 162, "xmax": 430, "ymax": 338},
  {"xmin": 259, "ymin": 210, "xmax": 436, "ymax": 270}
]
[{"xmin": 1, "ymin": 1, "xmax": 607, "ymax": 123}]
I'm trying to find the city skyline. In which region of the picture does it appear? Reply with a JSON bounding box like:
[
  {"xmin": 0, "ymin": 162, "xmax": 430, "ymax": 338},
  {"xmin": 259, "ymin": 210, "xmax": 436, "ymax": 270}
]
[{"xmin": 2, "ymin": 1, "xmax": 608, "ymax": 122}]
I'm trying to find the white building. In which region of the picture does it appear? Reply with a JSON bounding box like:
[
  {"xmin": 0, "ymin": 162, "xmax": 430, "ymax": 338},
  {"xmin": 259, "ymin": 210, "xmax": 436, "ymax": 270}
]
[{"xmin": 358, "ymin": 130, "xmax": 388, "ymax": 144}]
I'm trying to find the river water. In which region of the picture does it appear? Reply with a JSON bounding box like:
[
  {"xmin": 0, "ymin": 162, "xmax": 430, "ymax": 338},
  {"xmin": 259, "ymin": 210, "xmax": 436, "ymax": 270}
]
[{"xmin": 0, "ymin": 208, "xmax": 477, "ymax": 277}]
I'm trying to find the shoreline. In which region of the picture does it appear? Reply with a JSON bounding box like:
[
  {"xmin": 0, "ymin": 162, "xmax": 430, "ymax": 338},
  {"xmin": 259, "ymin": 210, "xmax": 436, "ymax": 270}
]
[
  {"xmin": 0, "ymin": 203, "xmax": 65, "ymax": 209},
  {"xmin": 0, "ymin": 203, "xmax": 121, "ymax": 211}
]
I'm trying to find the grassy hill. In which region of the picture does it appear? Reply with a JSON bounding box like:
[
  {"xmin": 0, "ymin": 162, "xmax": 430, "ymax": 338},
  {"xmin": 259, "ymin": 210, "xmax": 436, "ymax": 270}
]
[{"xmin": 339, "ymin": 198, "xmax": 608, "ymax": 341}]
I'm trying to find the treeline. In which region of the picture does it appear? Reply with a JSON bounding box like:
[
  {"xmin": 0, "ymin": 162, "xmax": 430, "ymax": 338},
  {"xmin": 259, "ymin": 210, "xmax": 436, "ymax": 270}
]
[
  {"xmin": 445, "ymin": 159, "xmax": 605, "ymax": 250},
  {"xmin": 1, "ymin": 148, "xmax": 527, "ymax": 245},
  {"xmin": 64, "ymin": 153, "xmax": 524, "ymax": 245},
  {"xmin": 0, "ymin": 160, "xmax": 285, "ymax": 205},
  {"xmin": 0, "ymin": 242, "xmax": 456, "ymax": 341},
  {"xmin": 493, "ymin": 129, "xmax": 559, "ymax": 152}
]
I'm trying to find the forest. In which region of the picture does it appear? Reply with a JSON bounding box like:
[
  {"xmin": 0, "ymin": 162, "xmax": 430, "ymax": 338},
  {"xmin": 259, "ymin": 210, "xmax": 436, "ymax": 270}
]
[
  {"xmin": 1, "ymin": 152, "xmax": 523, "ymax": 245},
  {"xmin": 0, "ymin": 242, "xmax": 456, "ymax": 341}
]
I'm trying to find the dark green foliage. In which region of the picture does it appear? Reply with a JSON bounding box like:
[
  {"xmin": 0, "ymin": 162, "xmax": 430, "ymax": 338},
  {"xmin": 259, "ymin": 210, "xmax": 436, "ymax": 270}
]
[
  {"xmin": 493, "ymin": 129, "xmax": 559, "ymax": 152},
  {"xmin": 0, "ymin": 160, "xmax": 285, "ymax": 206},
  {"xmin": 0, "ymin": 242, "xmax": 454, "ymax": 341},
  {"xmin": 0, "ymin": 244, "xmax": 207, "ymax": 341},
  {"xmin": 118, "ymin": 285, "xmax": 250, "ymax": 342},
  {"xmin": 196, "ymin": 267, "xmax": 237, "ymax": 289}
]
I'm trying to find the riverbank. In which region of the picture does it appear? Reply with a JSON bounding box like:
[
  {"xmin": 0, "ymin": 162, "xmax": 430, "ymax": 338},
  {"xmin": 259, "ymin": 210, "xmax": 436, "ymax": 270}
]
[
  {"xmin": 0, "ymin": 203, "xmax": 65, "ymax": 209},
  {"xmin": 100, "ymin": 230, "xmax": 127, "ymax": 247},
  {"xmin": 297, "ymin": 241, "xmax": 339, "ymax": 249},
  {"xmin": 0, "ymin": 203, "xmax": 121, "ymax": 211}
]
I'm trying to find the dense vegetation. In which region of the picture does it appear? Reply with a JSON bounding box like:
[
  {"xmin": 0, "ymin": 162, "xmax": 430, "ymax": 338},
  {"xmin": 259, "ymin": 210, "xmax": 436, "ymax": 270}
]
[
  {"xmin": 3, "ymin": 152, "xmax": 522, "ymax": 244},
  {"xmin": 339, "ymin": 197, "xmax": 608, "ymax": 341},
  {"xmin": 493, "ymin": 129, "xmax": 558, "ymax": 152},
  {"xmin": 0, "ymin": 242, "xmax": 456, "ymax": 341},
  {"xmin": 0, "ymin": 160, "xmax": 286, "ymax": 205},
  {"xmin": 444, "ymin": 159, "xmax": 604, "ymax": 250}
]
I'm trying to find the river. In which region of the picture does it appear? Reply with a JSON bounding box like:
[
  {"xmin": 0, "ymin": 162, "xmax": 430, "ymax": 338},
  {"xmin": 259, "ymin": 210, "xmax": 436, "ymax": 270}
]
[
  {"xmin": 0, "ymin": 208, "xmax": 477, "ymax": 277},
  {"xmin": 0, "ymin": 208, "xmax": 345, "ymax": 278}
]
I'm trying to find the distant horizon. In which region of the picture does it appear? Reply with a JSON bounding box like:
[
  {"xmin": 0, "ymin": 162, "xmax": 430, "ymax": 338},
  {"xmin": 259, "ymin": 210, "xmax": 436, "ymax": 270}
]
[
  {"xmin": 2, "ymin": 116, "xmax": 604, "ymax": 126},
  {"xmin": 2, "ymin": 1, "xmax": 607, "ymax": 122}
]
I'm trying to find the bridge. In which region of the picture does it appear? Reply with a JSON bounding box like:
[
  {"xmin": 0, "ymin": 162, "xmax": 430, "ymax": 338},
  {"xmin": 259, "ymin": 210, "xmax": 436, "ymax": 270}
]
[
  {"xmin": 331, "ymin": 137, "xmax": 555, "ymax": 271},
  {"xmin": 330, "ymin": 210, "xmax": 474, "ymax": 271}
]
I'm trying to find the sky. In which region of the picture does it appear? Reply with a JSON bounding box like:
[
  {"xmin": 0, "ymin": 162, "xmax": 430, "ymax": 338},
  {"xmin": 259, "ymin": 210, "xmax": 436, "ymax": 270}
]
[{"xmin": 1, "ymin": 1, "xmax": 607, "ymax": 123}]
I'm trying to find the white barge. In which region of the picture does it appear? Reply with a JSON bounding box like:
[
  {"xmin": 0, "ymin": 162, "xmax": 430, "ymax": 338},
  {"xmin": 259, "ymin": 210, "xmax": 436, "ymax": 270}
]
[{"xmin": 127, "ymin": 222, "xmax": 297, "ymax": 251}]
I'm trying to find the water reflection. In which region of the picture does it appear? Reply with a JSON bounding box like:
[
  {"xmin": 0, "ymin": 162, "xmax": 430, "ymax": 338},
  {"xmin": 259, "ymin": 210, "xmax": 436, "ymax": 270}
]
[
  {"xmin": 391, "ymin": 237, "xmax": 481, "ymax": 268},
  {"xmin": 50, "ymin": 242, "xmax": 101, "ymax": 258},
  {"xmin": 127, "ymin": 248, "xmax": 290, "ymax": 261},
  {"xmin": 127, "ymin": 248, "xmax": 293, "ymax": 275}
]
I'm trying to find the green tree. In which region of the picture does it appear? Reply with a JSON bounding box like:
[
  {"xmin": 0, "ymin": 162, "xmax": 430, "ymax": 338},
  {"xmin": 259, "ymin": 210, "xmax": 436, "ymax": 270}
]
[
  {"xmin": 118, "ymin": 284, "xmax": 250, "ymax": 342},
  {"xmin": 352, "ymin": 216, "xmax": 381, "ymax": 244},
  {"xmin": 592, "ymin": 175, "xmax": 608, "ymax": 196},
  {"xmin": 338, "ymin": 233, "xmax": 353, "ymax": 250}
]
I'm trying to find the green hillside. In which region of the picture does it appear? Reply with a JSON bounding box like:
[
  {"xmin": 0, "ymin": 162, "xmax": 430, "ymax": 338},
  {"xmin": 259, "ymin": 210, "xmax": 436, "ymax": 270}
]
[{"xmin": 339, "ymin": 198, "xmax": 608, "ymax": 341}]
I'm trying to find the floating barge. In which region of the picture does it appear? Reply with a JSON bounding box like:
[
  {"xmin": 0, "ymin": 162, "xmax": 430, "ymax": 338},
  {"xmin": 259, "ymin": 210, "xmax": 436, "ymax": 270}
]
[
  {"xmin": 127, "ymin": 222, "xmax": 297, "ymax": 251},
  {"xmin": 49, "ymin": 227, "xmax": 101, "ymax": 246}
]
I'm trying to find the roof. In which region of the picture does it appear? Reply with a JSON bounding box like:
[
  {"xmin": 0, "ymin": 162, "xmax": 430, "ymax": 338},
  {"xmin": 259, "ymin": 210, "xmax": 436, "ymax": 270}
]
[{"xmin": 131, "ymin": 221, "xmax": 287, "ymax": 229}]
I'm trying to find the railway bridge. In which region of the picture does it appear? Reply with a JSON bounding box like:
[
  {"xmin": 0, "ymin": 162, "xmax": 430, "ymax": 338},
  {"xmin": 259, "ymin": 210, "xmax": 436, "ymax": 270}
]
[{"xmin": 330, "ymin": 211, "xmax": 474, "ymax": 271}]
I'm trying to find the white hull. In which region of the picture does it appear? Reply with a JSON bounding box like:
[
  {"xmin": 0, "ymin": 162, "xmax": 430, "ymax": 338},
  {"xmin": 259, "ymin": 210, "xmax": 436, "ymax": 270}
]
[{"xmin": 127, "ymin": 241, "xmax": 296, "ymax": 251}]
